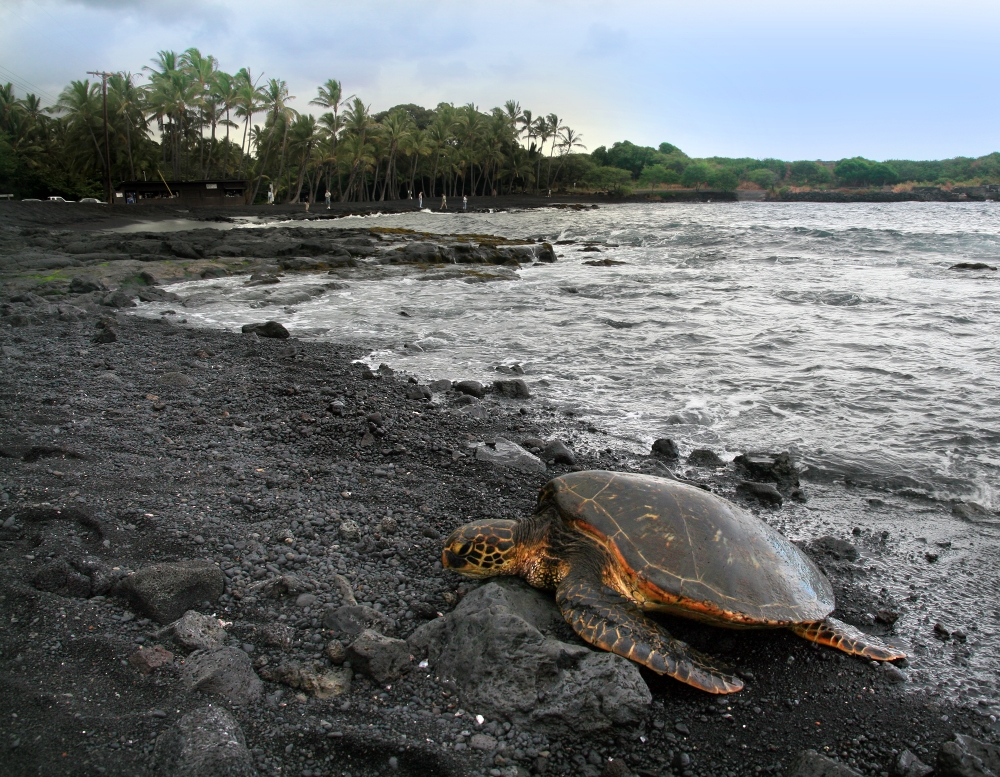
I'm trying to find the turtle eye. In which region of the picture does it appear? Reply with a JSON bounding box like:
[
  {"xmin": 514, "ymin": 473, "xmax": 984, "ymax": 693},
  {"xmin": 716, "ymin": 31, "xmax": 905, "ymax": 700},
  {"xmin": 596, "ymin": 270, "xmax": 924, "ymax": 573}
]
[{"xmin": 456, "ymin": 542, "xmax": 473, "ymax": 557}]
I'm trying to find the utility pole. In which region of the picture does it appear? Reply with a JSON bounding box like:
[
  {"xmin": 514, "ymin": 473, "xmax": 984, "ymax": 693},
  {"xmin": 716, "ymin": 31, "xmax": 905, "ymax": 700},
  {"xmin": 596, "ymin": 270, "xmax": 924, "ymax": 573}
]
[{"xmin": 87, "ymin": 71, "xmax": 114, "ymax": 205}]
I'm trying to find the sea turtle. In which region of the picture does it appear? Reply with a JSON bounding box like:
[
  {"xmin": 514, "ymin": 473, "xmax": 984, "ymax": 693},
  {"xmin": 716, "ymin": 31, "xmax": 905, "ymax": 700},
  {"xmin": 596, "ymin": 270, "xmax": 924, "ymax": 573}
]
[{"xmin": 442, "ymin": 470, "xmax": 904, "ymax": 694}]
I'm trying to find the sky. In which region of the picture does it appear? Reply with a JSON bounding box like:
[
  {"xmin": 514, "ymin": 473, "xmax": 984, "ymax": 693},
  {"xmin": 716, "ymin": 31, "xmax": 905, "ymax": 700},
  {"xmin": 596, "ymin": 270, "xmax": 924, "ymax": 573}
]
[{"xmin": 2, "ymin": 0, "xmax": 998, "ymax": 162}]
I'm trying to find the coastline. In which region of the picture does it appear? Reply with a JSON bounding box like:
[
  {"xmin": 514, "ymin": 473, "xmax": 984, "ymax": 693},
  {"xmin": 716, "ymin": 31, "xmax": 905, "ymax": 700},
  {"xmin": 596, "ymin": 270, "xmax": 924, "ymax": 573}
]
[
  {"xmin": 1, "ymin": 211, "xmax": 998, "ymax": 777},
  {"xmin": 1, "ymin": 181, "xmax": 996, "ymax": 235}
]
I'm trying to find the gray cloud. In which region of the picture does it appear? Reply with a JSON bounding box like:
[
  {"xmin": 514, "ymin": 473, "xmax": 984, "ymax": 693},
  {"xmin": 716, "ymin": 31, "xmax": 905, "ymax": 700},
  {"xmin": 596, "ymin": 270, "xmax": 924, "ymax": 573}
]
[{"xmin": 3, "ymin": 0, "xmax": 1000, "ymax": 159}]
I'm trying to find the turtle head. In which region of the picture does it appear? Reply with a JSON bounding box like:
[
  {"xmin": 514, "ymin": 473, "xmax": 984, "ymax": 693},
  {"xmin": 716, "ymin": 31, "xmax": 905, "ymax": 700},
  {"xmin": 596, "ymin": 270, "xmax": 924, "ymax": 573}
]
[{"xmin": 442, "ymin": 520, "xmax": 520, "ymax": 577}]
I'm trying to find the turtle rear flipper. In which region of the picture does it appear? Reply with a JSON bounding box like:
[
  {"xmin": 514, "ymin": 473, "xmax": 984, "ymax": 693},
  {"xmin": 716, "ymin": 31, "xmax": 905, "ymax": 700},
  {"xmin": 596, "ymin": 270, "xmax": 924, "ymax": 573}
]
[
  {"xmin": 791, "ymin": 616, "xmax": 905, "ymax": 661},
  {"xmin": 556, "ymin": 574, "xmax": 744, "ymax": 694}
]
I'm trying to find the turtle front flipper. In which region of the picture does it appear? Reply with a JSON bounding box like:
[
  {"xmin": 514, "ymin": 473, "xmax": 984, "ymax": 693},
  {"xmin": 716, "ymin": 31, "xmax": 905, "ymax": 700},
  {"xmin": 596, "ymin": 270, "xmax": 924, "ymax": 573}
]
[
  {"xmin": 791, "ymin": 617, "xmax": 905, "ymax": 661},
  {"xmin": 556, "ymin": 574, "xmax": 744, "ymax": 694}
]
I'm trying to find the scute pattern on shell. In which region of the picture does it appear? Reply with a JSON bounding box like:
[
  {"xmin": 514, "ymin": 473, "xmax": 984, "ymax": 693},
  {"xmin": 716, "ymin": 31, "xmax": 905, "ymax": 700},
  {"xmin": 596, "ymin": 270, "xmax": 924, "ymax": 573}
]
[{"xmin": 537, "ymin": 470, "xmax": 834, "ymax": 625}]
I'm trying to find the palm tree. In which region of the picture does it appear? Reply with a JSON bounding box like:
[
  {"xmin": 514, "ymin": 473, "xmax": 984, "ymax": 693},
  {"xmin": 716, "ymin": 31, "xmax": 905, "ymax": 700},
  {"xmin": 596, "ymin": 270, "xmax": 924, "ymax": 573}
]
[
  {"xmin": 311, "ymin": 80, "xmax": 351, "ymax": 198},
  {"xmin": 0, "ymin": 83, "xmax": 17, "ymax": 133},
  {"xmin": 544, "ymin": 113, "xmax": 564, "ymax": 189},
  {"xmin": 287, "ymin": 114, "xmax": 318, "ymax": 203},
  {"xmin": 317, "ymin": 110, "xmax": 343, "ymax": 198},
  {"xmin": 233, "ymin": 69, "xmax": 264, "ymax": 181},
  {"xmin": 402, "ymin": 127, "xmax": 432, "ymax": 199},
  {"xmin": 211, "ymin": 70, "xmax": 240, "ymax": 179},
  {"xmin": 553, "ymin": 125, "xmax": 586, "ymax": 185},
  {"xmin": 180, "ymin": 48, "xmax": 218, "ymax": 177},
  {"xmin": 338, "ymin": 132, "xmax": 374, "ymax": 201},
  {"xmin": 454, "ymin": 104, "xmax": 485, "ymax": 196},
  {"xmin": 533, "ymin": 115, "xmax": 553, "ymax": 193},
  {"xmin": 51, "ymin": 80, "xmax": 106, "ymax": 179},
  {"xmin": 425, "ymin": 107, "xmax": 455, "ymax": 198},
  {"xmin": 145, "ymin": 50, "xmax": 195, "ymax": 179},
  {"xmin": 378, "ymin": 109, "xmax": 413, "ymax": 200},
  {"xmin": 503, "ymin": 100, "xmax": 522, "ymax": 136},
  {"xmin": 108, "ymin": 72, "xmax": 145, "ymax": 180},
  {"xmin": 340, "ymin": 97, "xmax": 375, "ymax": 200},
  {"xmin": 310, "ymin": 79, "xmax": 350, "ymax": 118},
  {"xmin": 249, "ymin": 78, "xmax": 294, "ymax": 203}
]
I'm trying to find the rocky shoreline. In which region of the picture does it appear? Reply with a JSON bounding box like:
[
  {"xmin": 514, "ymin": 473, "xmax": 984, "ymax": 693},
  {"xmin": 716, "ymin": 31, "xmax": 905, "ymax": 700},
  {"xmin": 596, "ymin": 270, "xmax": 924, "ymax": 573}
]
[{"xmin": 1, "ymin": 213, "xmax": 998, "ymax": 777}]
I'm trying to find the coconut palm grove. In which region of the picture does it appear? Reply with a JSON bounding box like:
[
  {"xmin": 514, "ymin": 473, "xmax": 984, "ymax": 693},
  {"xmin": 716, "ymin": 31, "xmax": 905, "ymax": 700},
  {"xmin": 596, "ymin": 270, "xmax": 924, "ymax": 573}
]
[{"xmin": 2, "ymin": 48, "xmax": 1000, "ymax": 202}]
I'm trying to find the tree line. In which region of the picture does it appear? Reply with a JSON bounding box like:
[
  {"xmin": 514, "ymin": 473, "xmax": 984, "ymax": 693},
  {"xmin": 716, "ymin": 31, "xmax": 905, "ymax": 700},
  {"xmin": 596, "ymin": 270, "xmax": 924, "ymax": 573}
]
[
  {"xmin": 0, "ymin": 48, "xmax": 586, "ymax": 202},
  {"xmin": 1, "ymin": 48, "xmax": 999, "ymax": 201},
  {"xmin": 588, "ymin": 141, "xmax": 1000, "ymax": 193}
]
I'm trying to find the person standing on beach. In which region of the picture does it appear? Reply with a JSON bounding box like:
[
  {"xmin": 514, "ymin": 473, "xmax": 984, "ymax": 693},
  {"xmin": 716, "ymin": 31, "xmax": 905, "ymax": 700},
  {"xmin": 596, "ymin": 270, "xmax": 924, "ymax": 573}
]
[
  {"xmin": 267, "ymin": 185, "xmax": 274, "ymax": 205},
  {"xmin": 418, "ymin": 192, "xmax": 423, "ymax": 209},
  {"xmin": 441, "ymin": 193, "xmax": 447, "ymax": 210},
  {"xmin": 325, "ymin": 190, "xmax": 331, "ymax": 209},
  {"xmin": 463, "ymin": 195, "xmax": 468, "ymax": 211},
  {"xmin": 304, "ymin": 195, "xmax": 310, "ymax": 213}
]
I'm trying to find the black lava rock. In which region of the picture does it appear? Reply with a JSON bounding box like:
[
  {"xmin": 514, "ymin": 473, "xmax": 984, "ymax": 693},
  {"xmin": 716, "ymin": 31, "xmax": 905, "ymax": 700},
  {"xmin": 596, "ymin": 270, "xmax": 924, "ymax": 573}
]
[
  {"xmin": 734, "ymin": 450, "xmax": 800, "ymax": 489},
  {"xmin": 949, "ymin": 262, "xmax": 997, "ymax": 271},
  {"xmin": 936, "ymin": 733, "xmax": 1000, "ymax": 776},
  {"xmin": 153, "ymin": 706, "xmax": 257, "ymax": 777},
  {"xmin": 809, "ymin": 536, "xmax": 860, "ymax": 562},
  {"xmin": 241, "ymin": 321, "xmax": 290, "ymax": 339},
  {"xmin": 736, "ymin": 480, "xmax": 784, "ymax": 507},
  {"xmin": 493, "ymin": 378, "xmax": 531, "ymax": 398},
  {"xmin": 651, "ymin": 438, "xmax": 679, "ymax": 460},
  {"xmin": 687, "ymin": 448, "xmax": 724, "ymax": 467},
  {"xmin": 454, "ymin": 380, "xmax": 485, "ymax": 398},
  {"xmin": 118, "ymin": 560, "xmax": 226, "ymax": 624}
]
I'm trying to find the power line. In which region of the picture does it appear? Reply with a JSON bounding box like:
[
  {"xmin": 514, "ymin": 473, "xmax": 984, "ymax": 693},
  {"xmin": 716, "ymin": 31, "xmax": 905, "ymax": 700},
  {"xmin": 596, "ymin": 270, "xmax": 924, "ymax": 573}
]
[
  {"xmin": 0, "ymin": 3, "xmax": 67, "ymax": 104},
  {"xmin": 0, "ymin": 63, "xmax": 59, "ymax": 105}
]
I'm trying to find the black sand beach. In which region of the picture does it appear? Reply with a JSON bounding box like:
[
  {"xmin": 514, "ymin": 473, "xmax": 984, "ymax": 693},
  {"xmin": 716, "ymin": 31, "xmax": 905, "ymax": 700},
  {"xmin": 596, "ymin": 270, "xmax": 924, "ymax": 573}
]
[{"xmin": 1, "ymin": 203, "xmax": 997, "ymax": 777}]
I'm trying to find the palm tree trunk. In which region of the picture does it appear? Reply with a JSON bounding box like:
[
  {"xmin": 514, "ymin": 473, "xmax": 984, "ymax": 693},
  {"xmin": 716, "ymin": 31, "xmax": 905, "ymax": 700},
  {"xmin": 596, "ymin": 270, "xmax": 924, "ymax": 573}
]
[
  {"xmin": 250, "ymin": 123, "xmax": 278, "ymax": 204},
  {"xmin": 223, "ymin": 108, "xmax": 231, "ymax": 180},
  {"xmin": 290, "ymin": 142, "xmax": 313, "ymax": 203},
  {"xmin": 239, "ymin": 117, "xmax": 250, "ymax": 179},
  {"xmin": 124, "ymin": 115, "xmax": 135, "ymax": 180},
  {"xmin": 274, "ymin": 123, "xmax": 290, "ymax": 202},
  {"xmin": 205, "ymin": 118, "xmax": 217, "ymax": 179}
]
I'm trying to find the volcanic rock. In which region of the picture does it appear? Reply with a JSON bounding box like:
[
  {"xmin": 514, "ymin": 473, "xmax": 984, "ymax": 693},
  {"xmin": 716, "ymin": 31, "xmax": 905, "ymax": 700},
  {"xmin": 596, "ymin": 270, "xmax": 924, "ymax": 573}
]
[
  {"xmin": 181, "ymin": 647, "xmax": 263, "ymax": 706},
  {"xmin": 408, "ymin": 580, "xmax": 651, "ymax": 733},
  {"xmin": 160, "ymin": 371, "xmax": 194, "ymax": 388},
  {"xmin": 651, "ymin": 438, "xmax": 679, "ymax": 460},
  {"xmin": 541, "ymin": 439, "xmax": 576, "ymax": 465},
  {"xmin": 240, "ymin": 321, "xmax": 289, "ymax": 339},
  {"xmin": 259, "ymin": 662, "xmax": 352, "ymax": 699},
  {"xmin": 736, "ymin": 480, "xmax": 784, "ymax": 507},
  {"xmin": 949, "ymin": 262, "xmax": 996, "ymax": 271},
  {"xmin": 168, "ymin": 610, "xmax": 228, "ymax": 652},
  {"xmin": 809, "ymin": 536, "xmax": 860, "ymax": 562},
  {"xmin": 118, "ymin": 560, "xmax": 226, "ymax": 624},
  {"xmin": 734, "ymin": 451, "xmax": 800, "ymax": 489},
  {"xmin": 128, "ymin": 644, "xmax": 174, "ymax": 675},
  {"xmin": 32, "ymin": 558, "xmax": 93, "ymax": 597},
  {"xmin": 790, "ymin": 749, "xmax": 863, "ymax": 776},
  {"xmin": 475, "ymin": 437, "xmax": 546, "ymax": 474},
  {"xmin": 102, "ymin": 289, "xmax": 137, "ymax": 308},
  {"xmin": 687, "ymin": 448, "xmax": 725, "ymax": 468},
  {"xmin": 347, "ymin": 629, "xmax": 412, "ymax": 683},
  {"xmin": 493, "ymin": 378, "xmax": 531, "ymax": 398},
  {"xmin": 153, "ymin": 706, "xmax": 258, "ymax": 777},
  {"xmin": 323, "ymin": 603, "xmax": 394, "ymax": 638},
  {"xmin": 455, "ymin": 380, "xmax": 485, "ymax": 398},
  {"xmin": 894, "ymin": 749, "xmax": 933, "ymax": 777},
  {"xmin": 69, "ymin": 276, "xmax": 107, "ymax": 294},
  {"xmin": 936, "ymin": 733, "xmax": 1000, "ymax": 777}
]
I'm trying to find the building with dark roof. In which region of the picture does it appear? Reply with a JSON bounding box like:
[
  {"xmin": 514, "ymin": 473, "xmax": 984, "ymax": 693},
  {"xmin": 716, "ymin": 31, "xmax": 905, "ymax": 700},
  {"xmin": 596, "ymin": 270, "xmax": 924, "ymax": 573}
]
[{"xmin": 115, "ymin": 179, "xmax": 249, "ymax": 206}]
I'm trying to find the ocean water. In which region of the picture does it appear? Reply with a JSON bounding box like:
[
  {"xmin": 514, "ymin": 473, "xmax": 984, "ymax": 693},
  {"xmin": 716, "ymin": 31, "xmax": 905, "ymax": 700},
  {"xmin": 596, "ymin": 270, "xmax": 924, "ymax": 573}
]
[{"xmin": 135, "ymin": 202, "xmax": 1000, "ymax": 509}]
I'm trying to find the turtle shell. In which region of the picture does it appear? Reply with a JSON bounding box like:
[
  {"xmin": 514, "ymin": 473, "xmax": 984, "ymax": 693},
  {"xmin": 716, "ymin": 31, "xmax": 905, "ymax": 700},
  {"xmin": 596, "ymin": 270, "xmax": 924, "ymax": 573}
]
[{"xmin": 538, "ymin": 470, "xmax": 834, "ymax": 625}]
